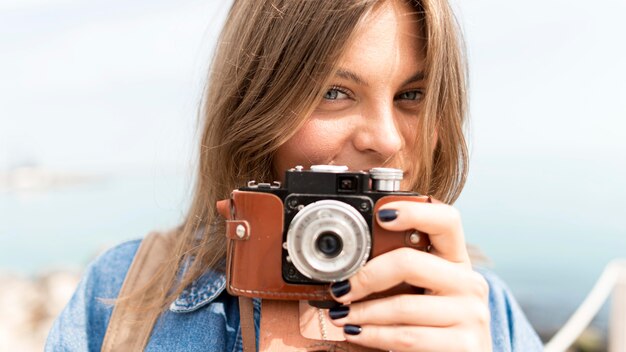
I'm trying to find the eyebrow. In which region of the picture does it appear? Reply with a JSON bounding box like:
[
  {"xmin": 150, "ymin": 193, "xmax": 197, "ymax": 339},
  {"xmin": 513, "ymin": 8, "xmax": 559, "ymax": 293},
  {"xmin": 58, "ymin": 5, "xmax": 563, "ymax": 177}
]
[
  {"xmin": 335, "ymin": 69, "xmax": 369, "ymax": 86},
  {"xmin": 334, "ymin": 69, "xmax": 426, "ymax": 87},
  {"xmin": 402, "ymin": 71, "xmax": 426, "ymax": 86}
]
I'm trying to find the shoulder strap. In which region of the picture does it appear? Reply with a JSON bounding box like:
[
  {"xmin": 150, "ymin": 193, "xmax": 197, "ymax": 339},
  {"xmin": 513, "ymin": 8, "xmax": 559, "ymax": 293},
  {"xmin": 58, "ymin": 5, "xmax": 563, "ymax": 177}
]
[
  {"xmin": 101, "ymin": 231, "xmax": 175, "ymax": 352},
  {"xmin": 239, "ymin": 296, "xmax": 257, "ymax": 352}
]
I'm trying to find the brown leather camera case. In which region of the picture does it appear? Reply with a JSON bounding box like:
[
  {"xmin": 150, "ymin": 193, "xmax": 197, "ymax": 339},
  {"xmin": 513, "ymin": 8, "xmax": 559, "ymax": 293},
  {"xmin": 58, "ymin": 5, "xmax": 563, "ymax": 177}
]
[{"xmin": 217, "ymin": 190, "xmax": 431, "ymax": 301}]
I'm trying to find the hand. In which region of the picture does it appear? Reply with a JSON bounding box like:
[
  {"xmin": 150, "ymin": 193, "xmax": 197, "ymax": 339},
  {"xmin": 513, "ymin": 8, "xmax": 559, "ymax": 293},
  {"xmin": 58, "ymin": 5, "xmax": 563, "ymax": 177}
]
[{"xmin": 328, "ymin": 201, "xmax": 492, "ymax": 352}]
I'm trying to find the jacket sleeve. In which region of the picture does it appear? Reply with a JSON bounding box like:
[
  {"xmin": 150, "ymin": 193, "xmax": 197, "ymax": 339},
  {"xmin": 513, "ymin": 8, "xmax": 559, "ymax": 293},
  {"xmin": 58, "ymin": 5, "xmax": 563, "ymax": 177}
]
[
  {"xmin": 45, "ymin": 240, "xmax": 141, "ymax": 352},
  {"xmin": 476, "ymin": 267, "xmax": 544, "ymax": 352}
]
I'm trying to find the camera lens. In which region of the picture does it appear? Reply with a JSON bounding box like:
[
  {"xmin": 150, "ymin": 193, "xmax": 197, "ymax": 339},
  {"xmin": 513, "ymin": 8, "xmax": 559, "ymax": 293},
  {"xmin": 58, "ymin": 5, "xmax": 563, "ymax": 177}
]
[
  {"xmin": 286, "ymin": 199, "xmax": 371, "ymax": 282},
  {"xmin": 316, "ymin": 231, "xmax": 343, "ymax": 258}
]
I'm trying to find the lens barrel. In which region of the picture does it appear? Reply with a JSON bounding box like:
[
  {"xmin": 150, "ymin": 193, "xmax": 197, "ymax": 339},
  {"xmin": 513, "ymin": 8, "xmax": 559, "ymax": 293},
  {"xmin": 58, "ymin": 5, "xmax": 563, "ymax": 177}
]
[{"xmin": 286, "ymin": 200, "xmax": 371, "ymax": 282}]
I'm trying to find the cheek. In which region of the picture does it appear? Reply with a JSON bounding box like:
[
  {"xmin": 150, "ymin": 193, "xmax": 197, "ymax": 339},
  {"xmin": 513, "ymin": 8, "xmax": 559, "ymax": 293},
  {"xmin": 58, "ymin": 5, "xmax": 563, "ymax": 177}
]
[
  {"xmin": 394, "ymin": 117, "xmax": 420, "ymax": 182},
  {"xmin": 397, "ymin": 117, "xmax": 418, "ymax": 158},
  {"xmin": 274, "ymin": 118, "xmax": 349, "ymax": 171}
]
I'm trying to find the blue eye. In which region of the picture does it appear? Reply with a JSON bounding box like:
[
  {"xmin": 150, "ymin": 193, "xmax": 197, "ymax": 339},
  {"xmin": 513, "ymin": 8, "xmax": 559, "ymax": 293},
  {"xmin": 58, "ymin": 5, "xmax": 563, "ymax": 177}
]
[
  {"xmin": 397, "ymin": 90, "xmax": 423, "ymax": 100},
  {"xmin": 323, "ymin": 88, "xmax": 349, "ymax": 100}
]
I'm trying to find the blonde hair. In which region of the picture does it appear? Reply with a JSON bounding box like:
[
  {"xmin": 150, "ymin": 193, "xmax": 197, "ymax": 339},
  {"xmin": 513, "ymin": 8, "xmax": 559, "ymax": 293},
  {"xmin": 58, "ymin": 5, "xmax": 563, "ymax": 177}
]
[{"xmin": 135, "ymin": 0, "xmax": 468, "ymax": 314}]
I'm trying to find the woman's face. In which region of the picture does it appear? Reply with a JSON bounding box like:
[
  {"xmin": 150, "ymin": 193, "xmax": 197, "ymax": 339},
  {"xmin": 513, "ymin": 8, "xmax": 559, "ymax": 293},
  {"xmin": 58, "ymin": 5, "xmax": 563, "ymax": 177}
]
[{"xmin": 273, "ymin": 0, "xmax": 426, "ymax": 185}]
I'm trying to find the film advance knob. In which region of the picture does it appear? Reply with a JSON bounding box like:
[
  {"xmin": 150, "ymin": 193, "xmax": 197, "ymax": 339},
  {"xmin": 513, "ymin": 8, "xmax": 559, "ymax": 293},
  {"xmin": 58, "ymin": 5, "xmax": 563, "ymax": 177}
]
[{"xmin": 369, "ymin": 167, "xmax": 403, "ymax": 191}]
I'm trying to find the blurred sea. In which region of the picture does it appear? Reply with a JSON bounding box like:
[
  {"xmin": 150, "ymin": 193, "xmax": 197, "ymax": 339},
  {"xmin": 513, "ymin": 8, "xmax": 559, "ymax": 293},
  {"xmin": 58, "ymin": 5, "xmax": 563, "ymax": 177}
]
[
  {"xmin": 1, "ymin": 156, "xmax": 625, "ymax": 339},
  {"xmin": 0, "ymin": 168, "xmax": 192, "ymax": 274}
]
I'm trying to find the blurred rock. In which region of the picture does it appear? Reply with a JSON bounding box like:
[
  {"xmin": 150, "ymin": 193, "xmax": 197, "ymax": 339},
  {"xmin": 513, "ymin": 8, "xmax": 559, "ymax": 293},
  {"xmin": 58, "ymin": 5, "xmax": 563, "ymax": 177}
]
[
  {"xmin": 568, "ymin": 327, "xmax": 607, "ymax": 352},
  {"xmin": 0, "ymin": 270, "xmax": 80, "ymax": 351}
]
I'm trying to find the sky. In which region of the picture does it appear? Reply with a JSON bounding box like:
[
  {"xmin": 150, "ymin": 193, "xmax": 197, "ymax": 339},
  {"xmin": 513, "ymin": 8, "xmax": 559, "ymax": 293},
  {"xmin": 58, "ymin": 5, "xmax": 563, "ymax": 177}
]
[
  {"xmin": 1, "ymin": 0, "xmax": 625, "ymax": 172},
  {"xmin": 458, "ymin": 1, "xmax": 626, "ymax": 159},
  {"xmin": 0, "ymin": 0, "xmax": 230, "ymax": 171}
]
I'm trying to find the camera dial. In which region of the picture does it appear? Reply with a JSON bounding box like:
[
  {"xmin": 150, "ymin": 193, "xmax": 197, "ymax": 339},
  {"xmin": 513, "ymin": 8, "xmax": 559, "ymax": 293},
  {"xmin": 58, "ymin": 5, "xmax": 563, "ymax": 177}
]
[
  {"xmin": 309, "ymin": 165, "xmax": 349, "ymax": 172},
  {"xmin": 286, "ymin": 200, "xmax": 371, "ymax": 282},
  {"xmin": 369, "ymin": 167, "xmax": 403, "ymax": 191}
]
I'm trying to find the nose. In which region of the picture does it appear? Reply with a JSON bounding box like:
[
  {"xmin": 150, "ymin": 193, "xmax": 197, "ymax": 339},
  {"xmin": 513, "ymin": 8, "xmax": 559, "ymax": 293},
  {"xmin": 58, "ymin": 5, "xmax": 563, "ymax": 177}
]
[{"xmin": 352, "ymin": 104, "xmax": 404, "ymax": 160}]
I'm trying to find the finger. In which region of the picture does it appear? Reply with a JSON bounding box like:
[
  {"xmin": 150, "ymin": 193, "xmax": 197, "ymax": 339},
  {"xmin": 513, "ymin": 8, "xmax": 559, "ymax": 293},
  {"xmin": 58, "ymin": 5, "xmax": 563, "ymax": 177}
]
[
  {"xmin": 328, "ymin": 294, "xmax": 464, "ymax": 327},
  {"xmin": 330, "ymin": 248, "xmax": 488, "ymax": 303},
  {"xmin": 343, "ymin": 324, "xmax": 480, "ymax": 352},
  {"xmin": 377, "ymin": 201, "xmax": 470, "ymax": 264}
]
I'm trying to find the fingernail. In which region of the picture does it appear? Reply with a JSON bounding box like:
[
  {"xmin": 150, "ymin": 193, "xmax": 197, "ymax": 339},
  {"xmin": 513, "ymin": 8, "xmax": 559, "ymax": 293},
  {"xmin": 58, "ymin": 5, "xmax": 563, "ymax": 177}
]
[
  {"xmin": 378, "ymin": 209, "xmax": 398, "ymax": 222},
  {"xmin": 329, "ymin": 305, "xmax": 350, "ymax": 320},
  {"xmin": 330, "ymin": 280, "xmax": 351, "ymax": 298},
  {"xmin": 344, "ymin": 324, "xmax": 362, "ymax": 335}
]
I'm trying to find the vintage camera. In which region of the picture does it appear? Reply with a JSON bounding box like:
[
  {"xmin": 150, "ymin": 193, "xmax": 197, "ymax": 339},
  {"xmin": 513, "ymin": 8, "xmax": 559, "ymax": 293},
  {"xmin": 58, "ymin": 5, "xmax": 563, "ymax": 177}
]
[{"xmin": 217, "ymin": 165, "xmax": 431, "ymax": 301}]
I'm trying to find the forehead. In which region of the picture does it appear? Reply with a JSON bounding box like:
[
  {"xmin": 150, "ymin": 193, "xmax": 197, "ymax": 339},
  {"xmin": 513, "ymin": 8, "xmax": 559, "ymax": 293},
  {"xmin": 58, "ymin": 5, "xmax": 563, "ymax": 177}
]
[{"xmin": 337, "ymin": 1, "xmax": 425, "ymax": 73}]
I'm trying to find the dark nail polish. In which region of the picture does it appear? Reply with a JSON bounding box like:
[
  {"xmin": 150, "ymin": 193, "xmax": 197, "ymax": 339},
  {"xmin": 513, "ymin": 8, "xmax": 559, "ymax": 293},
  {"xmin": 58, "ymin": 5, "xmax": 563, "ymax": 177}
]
[
  {"xmin": 329, "ymin": 305, "xmax": 350, "ymax": 320},
  {"xmin": 344, "ymin": 324, "xmax": 362, "ymax": 335},
  {"xmin": 330, "ymin": 280, "xmax": 351, "ymax": 298},
  {"xmin": 378, "ymin": 209, "xmax": 398, "ymax": 222}
]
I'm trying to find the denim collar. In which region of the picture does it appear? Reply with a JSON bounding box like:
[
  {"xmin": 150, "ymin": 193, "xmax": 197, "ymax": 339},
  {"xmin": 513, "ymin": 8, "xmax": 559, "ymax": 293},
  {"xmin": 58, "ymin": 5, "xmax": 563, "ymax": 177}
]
[
  {"xmin": 169, "ymin": 266, "xmax": 227, "ymax": 313},
  {"xmin": 168, "ymin": 227, "xmax": 228, "ymax": 313}
]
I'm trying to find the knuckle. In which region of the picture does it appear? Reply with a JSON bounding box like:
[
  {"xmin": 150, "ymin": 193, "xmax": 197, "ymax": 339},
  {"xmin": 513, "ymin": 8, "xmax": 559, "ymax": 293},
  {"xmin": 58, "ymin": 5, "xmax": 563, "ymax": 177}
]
[
  {"xmin": 468, "ymin": 299, "xmax": 490, "ymax": 326},
  {"xmin": 457, "ymin": 331, "xmax": 479, "ymax": 352},
  {"xmin": 468, "ymin": 271, "xmax": 490, "ymax": 298},
  {"xmin": 396, "ymin": 248, "xmax": 419, "ymax": 277},
  {"xmin": 396, "ymin": 246, "xmax": 414, "ymax": 260},
  {"xmin": 351, "ymin": 301, "xmax": 367, "ymax": 322},
  {"xmin": 477, "ymin": 304, "xmax": 491, "ymax": 326},
  {"xmin": 397, "ymin": 247, "xmax": 418, "ymax": 263},
  {"xmin": 396, "ymin": 328, "xmax": 417, "ymax": 350},
  {"xmin": 439, "ymin": 203, "xmax": 460, "ymax": 220},
  {"xmin": 447, "ymin": 206, "xmax": 463, "ymax": 227},
  {"xmin": 355, "ymin": 265, "xmax": 375, "ymax": 289},
  {"xmin": 363, "ymin": 325, "xmax": 382, "ymax": 345},
  {"xmin": 389, "ymin": 294, "xmax": 408, "ymax": 316},
  {"xmin": 470, "ymin": 331, "xmax": 486, "ymax": 352}
]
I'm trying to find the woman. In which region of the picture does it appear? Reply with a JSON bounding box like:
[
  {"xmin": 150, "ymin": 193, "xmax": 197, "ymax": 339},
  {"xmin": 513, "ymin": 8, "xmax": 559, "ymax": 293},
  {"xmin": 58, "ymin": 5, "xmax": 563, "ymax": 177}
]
[{"xmin": 46, "ymin": 0, "xmax": 543, "ymax": 351}]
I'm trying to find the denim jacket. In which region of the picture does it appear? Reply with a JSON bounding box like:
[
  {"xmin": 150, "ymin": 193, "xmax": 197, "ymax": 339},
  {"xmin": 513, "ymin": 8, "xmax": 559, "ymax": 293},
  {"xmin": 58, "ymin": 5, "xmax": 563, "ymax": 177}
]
[{"xmin": 46, "ymin": 239, "xmax": 543, "ymax": 351}]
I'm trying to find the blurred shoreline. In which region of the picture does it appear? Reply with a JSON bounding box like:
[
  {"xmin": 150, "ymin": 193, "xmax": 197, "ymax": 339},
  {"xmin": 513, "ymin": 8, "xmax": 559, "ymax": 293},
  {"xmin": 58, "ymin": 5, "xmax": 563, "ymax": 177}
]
[{"xmin": 0, "ymin": 165, "xmax": 102, "ymax": 193}]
